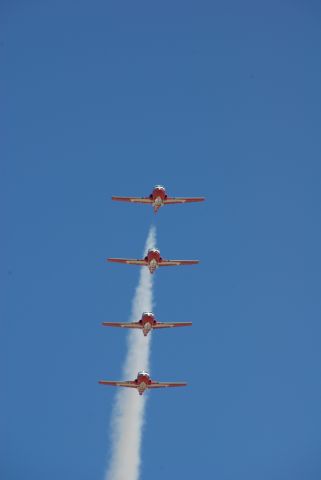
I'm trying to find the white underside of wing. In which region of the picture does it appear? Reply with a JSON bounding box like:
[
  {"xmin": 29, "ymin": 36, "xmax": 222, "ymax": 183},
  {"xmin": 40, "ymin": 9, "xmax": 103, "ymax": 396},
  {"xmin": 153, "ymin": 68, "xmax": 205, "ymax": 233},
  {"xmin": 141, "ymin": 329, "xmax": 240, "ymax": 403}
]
[
  {"xmin": 100, "ymin": 381, "xmax": 136, "ymax": 387},
  {"xmin": 158, "ymin": 261, "xmax": 182, "ymax": 266},
  {"xmin": 125, "ymin": 260, "xmax": 147, "ymax": 265},
  {"xmin": 116, "ymin": 382, "xmax": 137, "ymax": 388},
  {"xmin": 163, "ymin": 198, "xmax": 187, "ymax": 204},
  {"xmin": 111, "ymin": 323, "xmax": 141, "ymax": 328},
  {"xmin": 153, "ymin": 323, "xmax": 176, "ymax": 328},
  {"xmin": 148, "ymin": 382, "xmax": 185, "ymax": 388},
  {"xmin": 122, "ymin": 323, "xmax": 141, "ymax": 328},
  {"xmin": 129, "ymin": 198, "xmax": 153, "ymax": 203}
]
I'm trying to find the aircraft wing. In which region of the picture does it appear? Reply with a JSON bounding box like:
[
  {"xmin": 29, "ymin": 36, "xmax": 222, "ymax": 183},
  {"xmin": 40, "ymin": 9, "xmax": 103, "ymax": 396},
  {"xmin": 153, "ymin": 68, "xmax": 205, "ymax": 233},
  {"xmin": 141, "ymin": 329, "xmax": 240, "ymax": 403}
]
[
  {"xmin": 102, "ymin": 322, "xmax": 141, "ymax": 329},
  {"xmin": 112, "ymin": 196, "xmax": 153, "ymax": 204},
  {"xmin": 99, "ymin": 380, "xmax": 137, "ymax": 388},
  {"xmin": 148, "ymin": 381, "xmax": 187, "ymax": 389},
  {"xmin": 108, "ymin": 258, "xmax": 147, "ymax": 265},
  {"xmin": 163, "ymin": 197, "xmax": 205, "ymax": 204},
  {"xmin": 153, "ymin": 322, "xmax": 192, "ymax": 329},
  {"xmin": 159, "ymin": 260, "xmax": 199, "ymax": 266}
]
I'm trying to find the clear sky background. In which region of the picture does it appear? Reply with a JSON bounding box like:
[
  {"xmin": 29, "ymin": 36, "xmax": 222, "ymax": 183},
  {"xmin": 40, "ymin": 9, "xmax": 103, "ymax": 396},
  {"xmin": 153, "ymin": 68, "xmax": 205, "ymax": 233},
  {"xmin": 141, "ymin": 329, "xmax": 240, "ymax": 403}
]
[{"xmin": 2, "ymin": 1, "xmax": 321, "ymax": 479}]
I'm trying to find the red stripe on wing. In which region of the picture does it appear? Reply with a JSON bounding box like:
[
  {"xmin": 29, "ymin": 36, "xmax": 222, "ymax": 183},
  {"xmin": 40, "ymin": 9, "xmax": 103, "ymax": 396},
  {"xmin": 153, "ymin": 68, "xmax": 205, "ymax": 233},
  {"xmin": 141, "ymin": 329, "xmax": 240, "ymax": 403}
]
[
  {"xmin": 102, "ymin": 322, "xmax": 141, "ymax": 328},
  {"xmin": 112, "ymin": 196, "xmax": 153, "ymax": 204},
  {"xmin": 99, "ymin": 380, "xmax": 137, "ymax": 388},
  {"xmin": 163, "ymin": 197, "xmax": 205, "ymax": 204},
  {"xmin": 153, "ymin": 322, "xmax": 192, "ymax": 329},
  {"xmin": 107, "ymin": 258, "xmax": 146, "ymax": 265},
  {"xmin": 159, "ymin": 260, "xmax": 199, "ymax": 266},
  {"xmin": 149, "ymin": 382, "xmax": 187, "ymax": 388}
]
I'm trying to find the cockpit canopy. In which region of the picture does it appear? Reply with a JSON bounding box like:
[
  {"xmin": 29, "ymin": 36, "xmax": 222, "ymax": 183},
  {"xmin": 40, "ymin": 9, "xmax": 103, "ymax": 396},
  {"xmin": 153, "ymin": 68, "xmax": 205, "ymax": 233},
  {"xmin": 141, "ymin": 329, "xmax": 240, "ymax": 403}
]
[
  {"xmin": 138, "ymin": 370, "xmax": 149, "ymax": 377},
  {"xmin": 154, "ymin": 185, "xmax": 165, "ymax": 190},
  {"xmin": 142, "ymin": 312, "xmax": 153, "ymax": 316},
  {"xmin": 148, "ymin": 248, "xmax": 160, "ymax": 254}
]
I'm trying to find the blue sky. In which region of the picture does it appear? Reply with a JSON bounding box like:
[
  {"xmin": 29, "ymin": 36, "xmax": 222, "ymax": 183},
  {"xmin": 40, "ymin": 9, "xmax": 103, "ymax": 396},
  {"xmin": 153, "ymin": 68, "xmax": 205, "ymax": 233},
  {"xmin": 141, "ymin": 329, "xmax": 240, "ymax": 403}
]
[{"xmin": 2, "ymin": 1, "xmax": 321, "ymax": 479}]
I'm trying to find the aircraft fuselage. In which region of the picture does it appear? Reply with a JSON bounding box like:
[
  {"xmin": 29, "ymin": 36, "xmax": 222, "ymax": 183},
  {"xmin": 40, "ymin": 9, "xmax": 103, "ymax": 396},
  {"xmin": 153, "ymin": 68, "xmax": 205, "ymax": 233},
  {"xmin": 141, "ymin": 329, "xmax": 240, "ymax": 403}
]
[
  {"xmin": 150, "ymin": 185, "xmax": 167, "ymax": 212},
  {"xmin": 135, "ymin": 371, "xmax": 151, "ymax": 395},
  {"xmin": 144, "ymin": 248, "xmax": 162, "ymax": 273},
  {"xmin": 139, "ymin": 312, "xmax": 156, "ymax": 336}
]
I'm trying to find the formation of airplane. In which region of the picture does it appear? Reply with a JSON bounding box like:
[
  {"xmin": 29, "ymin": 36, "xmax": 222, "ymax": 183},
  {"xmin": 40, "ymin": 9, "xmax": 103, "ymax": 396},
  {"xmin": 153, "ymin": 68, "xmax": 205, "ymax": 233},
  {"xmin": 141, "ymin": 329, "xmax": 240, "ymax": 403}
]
[
  {"xmin": 99, "ymin": 370, "xmax": 187, "ymax": 396},
  {"xmin": 112, "ymin": 184, "xmax": 205, "ymax": 213},
  {"xmin": 108, "ymin": 248, "xmax": 199, "ymax": 274},
  {"xmin": 102, "ymin": 311, "xmax": 192, "ymax": 336},
  {"xmin": 101, "ymin": 185, "xmax": 205, "ymax": 396}
]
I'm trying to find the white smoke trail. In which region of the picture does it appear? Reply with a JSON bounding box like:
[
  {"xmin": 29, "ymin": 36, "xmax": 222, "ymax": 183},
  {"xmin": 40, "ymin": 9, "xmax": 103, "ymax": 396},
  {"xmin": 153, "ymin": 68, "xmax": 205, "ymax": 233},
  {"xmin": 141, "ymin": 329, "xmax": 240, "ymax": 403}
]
[{"xmin": 105, "ymin": 225, "xmax": 156, "ymax": 480}]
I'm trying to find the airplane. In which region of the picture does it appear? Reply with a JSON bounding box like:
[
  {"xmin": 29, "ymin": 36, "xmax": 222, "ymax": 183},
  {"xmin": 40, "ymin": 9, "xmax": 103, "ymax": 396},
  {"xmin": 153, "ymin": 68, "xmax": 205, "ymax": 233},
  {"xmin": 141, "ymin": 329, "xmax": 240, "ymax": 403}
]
[
  {"xmin": 99, "ymin": 370, "xmax": 187, "ymax": 396},
  {"xmin": 112, "ymin": 184, "xmax": 205, "ymax": 213},
  {"xmin": 102, "ymin": 311, "xmax": 192, "ymax": 336},
  {"xmin": 108, "ymin": 248, "xmax": 199, "ymax": 274}
]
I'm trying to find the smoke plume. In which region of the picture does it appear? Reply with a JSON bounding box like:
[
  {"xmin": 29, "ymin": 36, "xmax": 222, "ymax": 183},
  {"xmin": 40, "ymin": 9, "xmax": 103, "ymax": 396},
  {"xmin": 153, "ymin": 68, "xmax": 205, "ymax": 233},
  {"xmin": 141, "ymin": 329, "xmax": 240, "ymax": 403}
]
[{"xmin": 105, "ymin": 225, "xmax": 156, "ymax": 480}]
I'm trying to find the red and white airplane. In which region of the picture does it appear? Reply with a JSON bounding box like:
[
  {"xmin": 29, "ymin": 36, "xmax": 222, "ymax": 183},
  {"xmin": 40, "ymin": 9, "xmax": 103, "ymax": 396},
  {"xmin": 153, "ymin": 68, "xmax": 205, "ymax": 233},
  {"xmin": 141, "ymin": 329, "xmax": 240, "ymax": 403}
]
[
  {"xmin": 112, "ymin": 185, "xmax": 205, "ymax": 213},
  {"xmin": 102, "ymin": 311, "xmax": 192, "ymax": 336},
  {"xmin": 108, "ymin": 248, "xmax": 199, "ymax": 274},
  {"xmin": 99, "ymin": 370, "xmax": 187, "ymax": 396}
]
